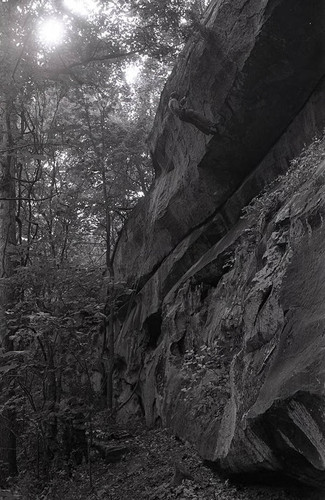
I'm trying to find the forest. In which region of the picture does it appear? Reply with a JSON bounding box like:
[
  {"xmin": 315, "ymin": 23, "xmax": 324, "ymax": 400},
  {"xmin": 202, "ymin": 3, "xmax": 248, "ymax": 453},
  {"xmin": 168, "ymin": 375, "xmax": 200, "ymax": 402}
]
[{"xmin": 0, "ymin": 0, "xmax": 210, "ymax": 496}]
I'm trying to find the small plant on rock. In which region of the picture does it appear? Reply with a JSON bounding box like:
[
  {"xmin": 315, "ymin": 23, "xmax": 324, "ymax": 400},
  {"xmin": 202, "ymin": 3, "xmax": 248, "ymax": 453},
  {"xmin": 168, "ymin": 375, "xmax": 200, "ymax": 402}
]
[{"xmin": 180, "ymin": 341, "xmax": 230, "ymax": 417}]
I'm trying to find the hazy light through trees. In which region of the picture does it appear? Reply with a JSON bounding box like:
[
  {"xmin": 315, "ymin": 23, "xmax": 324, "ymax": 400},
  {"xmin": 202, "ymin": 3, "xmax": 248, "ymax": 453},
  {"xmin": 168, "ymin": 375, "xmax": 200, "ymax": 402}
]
[{"xmin": 64, "ymin": 0, "xmax": 99, "ymax": 17}]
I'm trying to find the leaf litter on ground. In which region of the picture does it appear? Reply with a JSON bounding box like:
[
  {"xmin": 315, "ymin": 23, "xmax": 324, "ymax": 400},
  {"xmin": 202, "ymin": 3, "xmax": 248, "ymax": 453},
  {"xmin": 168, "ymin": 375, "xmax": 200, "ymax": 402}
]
[{"xmin": 11, "ymin": 414, "xmax": 324, "ymax": 500}]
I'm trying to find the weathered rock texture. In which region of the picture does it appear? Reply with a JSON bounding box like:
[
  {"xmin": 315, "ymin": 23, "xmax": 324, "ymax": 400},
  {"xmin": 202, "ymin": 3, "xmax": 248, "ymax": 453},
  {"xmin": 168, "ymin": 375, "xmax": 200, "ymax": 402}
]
[{"xmin": 112, "ymin": 0, "xmax": 325, "ymax": 489}]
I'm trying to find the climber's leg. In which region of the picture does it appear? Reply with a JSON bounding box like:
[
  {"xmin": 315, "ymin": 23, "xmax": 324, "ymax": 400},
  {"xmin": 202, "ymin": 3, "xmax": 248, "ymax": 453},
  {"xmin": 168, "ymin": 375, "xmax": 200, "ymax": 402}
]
[{"xmin": 181, "ymin": 109, "xmax": 218, "ymax": 135}]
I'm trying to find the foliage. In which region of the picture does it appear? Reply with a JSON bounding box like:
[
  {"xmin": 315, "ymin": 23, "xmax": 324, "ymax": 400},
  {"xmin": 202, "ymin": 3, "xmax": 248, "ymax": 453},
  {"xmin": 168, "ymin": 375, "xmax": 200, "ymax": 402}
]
[
  {"xmin": 181, "ymin": 342, "xmax": 221, "ymax": 383},
  {"xmin": 0, "ymin": 0, "xmax": 207, "ymax": 271},
  {"xmin": 0, "ymin": 0, "xmax": 212, "ymax": 487},
  {"xmin": 0, "ymin": 261, "xmax": 105, "ymax": 481},
  {"xmin": 180, "ymin": 342, "xmax": 230, "ymax": 417},
  {"xmin": 242, "ymin": 133, "xmax": 325, "ymax": 234}
]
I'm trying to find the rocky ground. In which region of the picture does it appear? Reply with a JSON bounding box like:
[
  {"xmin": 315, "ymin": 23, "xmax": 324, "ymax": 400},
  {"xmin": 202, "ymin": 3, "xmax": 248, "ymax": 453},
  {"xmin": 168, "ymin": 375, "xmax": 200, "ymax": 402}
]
[{"xmin": 5, "ymin": 415, "xmax": 324, "ymax": 500}]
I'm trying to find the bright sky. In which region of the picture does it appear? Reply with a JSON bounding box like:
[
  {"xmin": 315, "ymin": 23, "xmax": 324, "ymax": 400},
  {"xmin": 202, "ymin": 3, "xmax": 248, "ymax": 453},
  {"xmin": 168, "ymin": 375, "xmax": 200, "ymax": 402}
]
[{"xmin": 124, "ymin": 64, "xmax": 140, "ymax": 85}]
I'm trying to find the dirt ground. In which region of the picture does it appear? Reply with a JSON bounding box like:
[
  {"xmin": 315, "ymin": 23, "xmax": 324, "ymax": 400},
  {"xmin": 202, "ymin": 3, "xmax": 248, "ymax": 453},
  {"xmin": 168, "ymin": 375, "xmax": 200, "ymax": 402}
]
[{"xmin": 9, "ymin": 416, "xmax": 325, "ymax": 500}]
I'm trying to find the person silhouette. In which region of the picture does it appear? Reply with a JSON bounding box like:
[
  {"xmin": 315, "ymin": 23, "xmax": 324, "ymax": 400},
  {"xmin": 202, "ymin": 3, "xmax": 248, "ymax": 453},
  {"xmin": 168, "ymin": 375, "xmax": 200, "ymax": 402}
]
[{"xmin": 168, "ymin": 92, "xmax": 219, "ymax": 135}]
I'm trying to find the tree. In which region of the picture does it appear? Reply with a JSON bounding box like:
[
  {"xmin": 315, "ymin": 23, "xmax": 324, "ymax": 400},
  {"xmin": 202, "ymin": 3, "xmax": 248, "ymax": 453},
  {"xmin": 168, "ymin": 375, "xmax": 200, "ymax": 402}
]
[
  {"xmin": 0, "ymin": 1, "xmax": 26, "ymax": 481},
  {"xmin": 0, "ymin": 0, "xmax": 209, "ymax": 483}
]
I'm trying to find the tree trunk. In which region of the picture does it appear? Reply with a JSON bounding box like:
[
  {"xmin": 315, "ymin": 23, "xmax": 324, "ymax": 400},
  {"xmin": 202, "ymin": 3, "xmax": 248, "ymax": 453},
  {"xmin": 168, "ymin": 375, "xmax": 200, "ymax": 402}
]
[
  {"xmin": 0, "ymin": 98, "xmax": 18, "ymax": 483},
  {"xmin": 44, "ymin": 345, "xmax": 58, "ymax": 467},
  {"xmin": 0, "ymin": 99, "xmax": 16, "ymax": 336},
  {"xmin": 100, "ymin": 159, "xmax": 116, "ymax": 410},
  {"xmin": 107, "ymin": 293, "xmax": 115, "ymax": 410}
]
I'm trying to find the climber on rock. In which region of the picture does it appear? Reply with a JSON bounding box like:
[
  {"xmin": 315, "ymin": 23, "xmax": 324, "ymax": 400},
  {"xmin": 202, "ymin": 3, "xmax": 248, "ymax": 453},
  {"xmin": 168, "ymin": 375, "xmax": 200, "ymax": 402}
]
[{"xmin": 168, "ymin": 92, "xmax": 219, "ymax": 136}]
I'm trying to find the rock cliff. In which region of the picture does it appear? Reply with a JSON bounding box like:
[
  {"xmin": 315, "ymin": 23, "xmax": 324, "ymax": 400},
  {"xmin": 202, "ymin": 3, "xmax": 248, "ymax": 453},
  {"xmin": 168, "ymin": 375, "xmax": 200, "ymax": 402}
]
[{"xmin": 112, "ymin": 0, "xmax": 325, "ymax": 489}]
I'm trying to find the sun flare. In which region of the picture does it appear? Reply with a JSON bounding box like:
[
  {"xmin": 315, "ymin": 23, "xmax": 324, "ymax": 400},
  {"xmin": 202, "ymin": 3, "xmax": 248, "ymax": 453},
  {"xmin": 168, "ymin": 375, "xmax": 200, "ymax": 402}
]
[
  {"xmin": 38, "ymin": 18, "xmax": 65, "ymax": 47},
  {"xmin": 125, "ymin": 64, "xmax": 140, "ymax": 85}
]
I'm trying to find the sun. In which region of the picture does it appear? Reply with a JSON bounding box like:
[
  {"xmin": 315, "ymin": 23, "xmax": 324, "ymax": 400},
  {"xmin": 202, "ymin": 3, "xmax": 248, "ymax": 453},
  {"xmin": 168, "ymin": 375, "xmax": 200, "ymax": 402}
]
[{"xmin": 38, "ymin": 18, "xmax": 65, "ymax": 47}]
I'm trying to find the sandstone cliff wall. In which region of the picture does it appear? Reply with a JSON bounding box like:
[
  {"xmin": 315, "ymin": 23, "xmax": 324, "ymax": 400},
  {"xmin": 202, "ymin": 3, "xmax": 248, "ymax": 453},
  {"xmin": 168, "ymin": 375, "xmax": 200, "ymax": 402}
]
[{"xmin": 112, "ymin": 0, "xmax": 325, "ymax": 488}]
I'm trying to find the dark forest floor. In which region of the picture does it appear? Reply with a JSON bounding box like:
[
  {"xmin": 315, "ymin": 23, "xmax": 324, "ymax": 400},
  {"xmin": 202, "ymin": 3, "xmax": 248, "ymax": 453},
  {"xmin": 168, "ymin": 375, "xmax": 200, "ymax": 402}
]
[{"xmin": 6, "ymin": 414, "xmax": 325, "ymax": 500}]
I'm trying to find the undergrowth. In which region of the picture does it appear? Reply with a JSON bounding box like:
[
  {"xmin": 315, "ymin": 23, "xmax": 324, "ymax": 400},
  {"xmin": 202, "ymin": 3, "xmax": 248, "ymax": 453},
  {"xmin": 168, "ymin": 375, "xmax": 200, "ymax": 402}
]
[{"xmin": 242, "ymin": 133, "xmax": 325, "ymax": 229}]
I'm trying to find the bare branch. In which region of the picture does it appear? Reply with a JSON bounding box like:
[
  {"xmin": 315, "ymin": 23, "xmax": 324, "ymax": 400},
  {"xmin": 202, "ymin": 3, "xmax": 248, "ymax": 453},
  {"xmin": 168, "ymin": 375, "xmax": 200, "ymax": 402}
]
[
  {"xmin": 45, "ymin": 48, "xmax": 143, "ymax": 79},
  {"xmin": 0, "ymin": 195, "xmax": 58, "ymax": 202}
]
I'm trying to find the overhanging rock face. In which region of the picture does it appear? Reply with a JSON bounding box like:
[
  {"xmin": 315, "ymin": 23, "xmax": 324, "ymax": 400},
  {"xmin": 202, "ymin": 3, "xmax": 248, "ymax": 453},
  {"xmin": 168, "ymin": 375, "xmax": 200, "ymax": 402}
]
[
  {"xmin": 114, "ymin": 0, "xmax": 325, "ymax": 287},
  {"xmin": 112, "ymin": 0, "xmax": 325, "ymax": 489}
]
